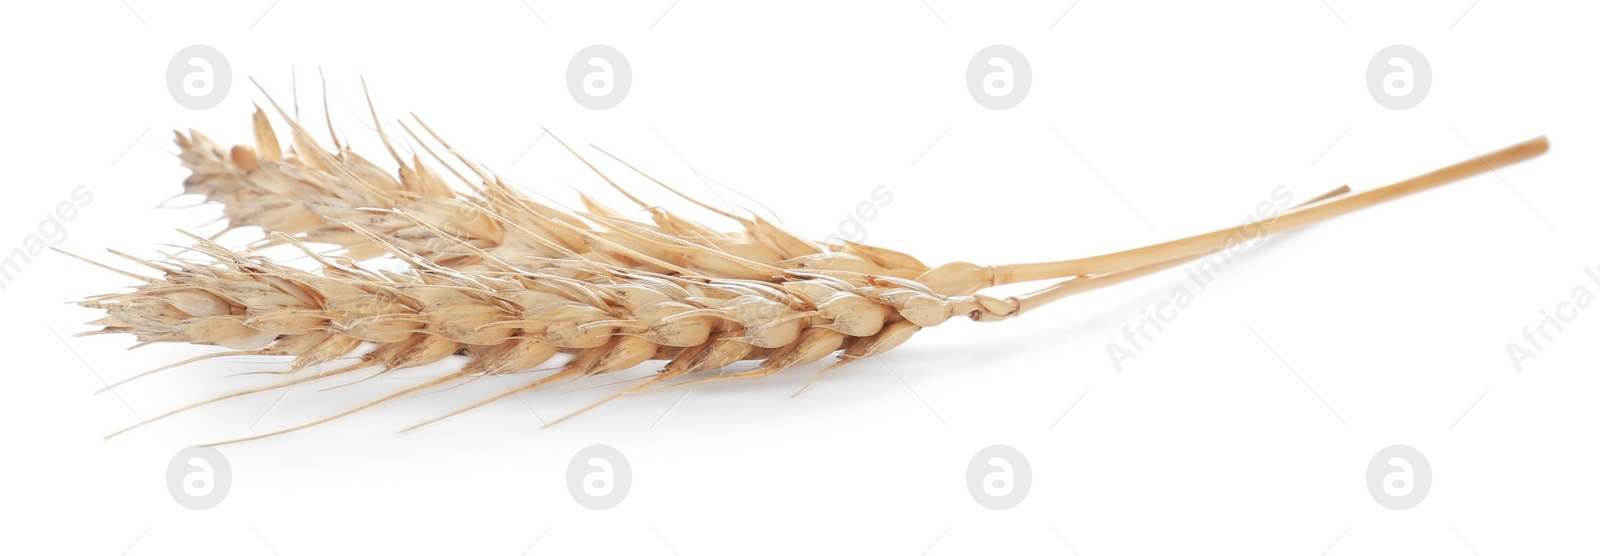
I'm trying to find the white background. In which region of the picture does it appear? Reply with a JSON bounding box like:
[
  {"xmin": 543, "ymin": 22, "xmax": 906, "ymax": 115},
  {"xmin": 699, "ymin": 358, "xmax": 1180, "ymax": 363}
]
[{"xmin": 2, "ymin": 0, "xmax": 1597, "ymax": 554}]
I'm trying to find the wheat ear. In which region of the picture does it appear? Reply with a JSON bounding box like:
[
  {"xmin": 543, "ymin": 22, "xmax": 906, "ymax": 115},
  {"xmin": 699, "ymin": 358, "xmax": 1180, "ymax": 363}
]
[
  {"xmin": 83, "ymin": 227, "xmax": 1013, "ymax": 444},
  {"xmin": 172, "ymin": 79, "xmax": 935, "ymax": 286}
]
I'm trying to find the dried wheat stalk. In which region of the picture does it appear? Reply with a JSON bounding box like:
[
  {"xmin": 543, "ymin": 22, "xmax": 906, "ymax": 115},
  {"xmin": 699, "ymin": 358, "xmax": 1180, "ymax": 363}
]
[{"xmin": 76, "ymin": 83, "xmax": 1549, "ymax": 444}]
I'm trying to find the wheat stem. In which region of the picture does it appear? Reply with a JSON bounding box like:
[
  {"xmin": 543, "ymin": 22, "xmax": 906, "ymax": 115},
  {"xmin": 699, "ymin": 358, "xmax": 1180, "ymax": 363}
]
[{"xmin": 988, "ymin": 136, "xmax": 1548, "ymax": 286}]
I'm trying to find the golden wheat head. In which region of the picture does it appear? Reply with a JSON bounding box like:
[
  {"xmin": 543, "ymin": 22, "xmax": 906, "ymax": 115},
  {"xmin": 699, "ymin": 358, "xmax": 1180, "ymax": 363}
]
[{"xmin": 74, "ymin": 79, "xmax": 1549, "ymax": 444}]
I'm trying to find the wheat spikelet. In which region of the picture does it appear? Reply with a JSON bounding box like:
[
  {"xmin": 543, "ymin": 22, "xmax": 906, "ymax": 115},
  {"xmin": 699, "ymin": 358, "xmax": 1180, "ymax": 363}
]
[{"xmin": 74, "ymin": 80, "xmax": 1551, "ymax": 444}]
